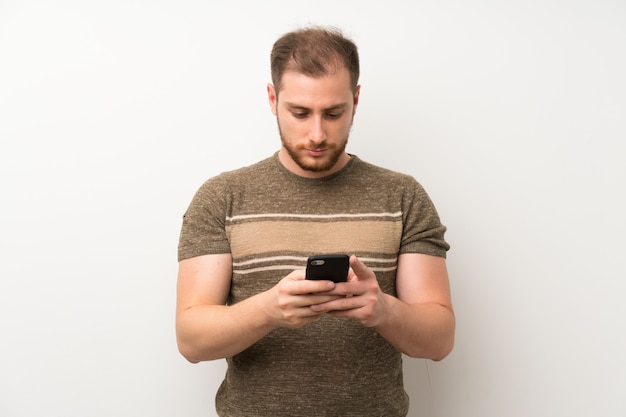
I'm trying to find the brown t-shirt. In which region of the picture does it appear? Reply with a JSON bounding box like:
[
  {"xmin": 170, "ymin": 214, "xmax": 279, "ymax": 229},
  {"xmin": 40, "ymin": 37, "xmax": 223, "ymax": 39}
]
[{"xmin": 178, "ymin": 153, "xmax": 449, "ymax": 417}]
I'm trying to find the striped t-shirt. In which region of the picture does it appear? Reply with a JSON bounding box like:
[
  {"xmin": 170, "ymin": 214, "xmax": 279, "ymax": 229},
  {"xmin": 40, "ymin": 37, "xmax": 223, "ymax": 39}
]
[{"xmin": 178, "ymin": 153, "xmax": 449, "ymax": 416}]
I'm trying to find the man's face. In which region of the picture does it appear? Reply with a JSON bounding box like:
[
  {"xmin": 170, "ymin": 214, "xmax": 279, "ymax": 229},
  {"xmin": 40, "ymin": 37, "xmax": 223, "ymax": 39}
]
[{"xmin": 268, "ymin": 68, "xmax": 360, "ymax": 178}]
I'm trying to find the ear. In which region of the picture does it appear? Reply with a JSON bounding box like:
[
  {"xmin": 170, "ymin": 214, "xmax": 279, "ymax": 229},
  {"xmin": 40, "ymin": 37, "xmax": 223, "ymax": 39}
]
[
  {"xmin": 352, "ymin": 85, "xmax": 361, "ymax": 115},
  {"xmin": 267, "ymin": 83, "xmax": 278, "ymax": 115}
]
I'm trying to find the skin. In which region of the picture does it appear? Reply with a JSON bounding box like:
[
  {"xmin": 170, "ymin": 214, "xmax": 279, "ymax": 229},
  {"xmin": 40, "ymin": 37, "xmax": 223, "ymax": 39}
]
[
  {"xmin": 176, "ymin": 67, "xmax": 455, "ymax": 363},
  {"xmin": 268, "ymin": 68, "xmax": 358, "ymax": 178}
]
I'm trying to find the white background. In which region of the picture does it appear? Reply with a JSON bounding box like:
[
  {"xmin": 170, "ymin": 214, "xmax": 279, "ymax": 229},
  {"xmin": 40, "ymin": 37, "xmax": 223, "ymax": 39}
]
[{"xmin": 1, "ymin": 1, "xmax": 625, "ymax": 416}]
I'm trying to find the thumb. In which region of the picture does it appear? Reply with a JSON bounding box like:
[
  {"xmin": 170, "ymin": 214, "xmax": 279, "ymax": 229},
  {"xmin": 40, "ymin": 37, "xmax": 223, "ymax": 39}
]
[{"xmin": 349, "ymin": 255, "xmax": 372, "ymax": 281}]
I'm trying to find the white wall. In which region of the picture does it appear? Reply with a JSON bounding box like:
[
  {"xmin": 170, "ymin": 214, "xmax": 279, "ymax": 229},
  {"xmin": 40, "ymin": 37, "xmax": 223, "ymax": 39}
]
[{"xmin": 1, "ymin": 1, "xmax": 624, "ymax": 416}]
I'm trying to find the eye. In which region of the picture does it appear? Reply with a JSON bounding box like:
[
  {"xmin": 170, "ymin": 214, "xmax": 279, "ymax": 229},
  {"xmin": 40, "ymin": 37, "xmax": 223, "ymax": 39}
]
[
  {"xmin": 292, "ymin": 112, "xmax": 309, "ymax": 119},
  {"xmin": 325, "ymin": 112, "xmax": 343, "ymax": 119}
]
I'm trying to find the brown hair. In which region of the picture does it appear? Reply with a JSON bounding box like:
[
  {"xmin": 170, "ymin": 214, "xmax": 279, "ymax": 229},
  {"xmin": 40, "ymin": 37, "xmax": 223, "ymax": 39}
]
[{"xmin": 270, "ymin": 26, "xmax": 360, "ymax": 94}]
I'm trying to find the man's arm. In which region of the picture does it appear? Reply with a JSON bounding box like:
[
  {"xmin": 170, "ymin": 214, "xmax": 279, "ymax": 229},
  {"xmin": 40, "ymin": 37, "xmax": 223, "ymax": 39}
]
[
  {"xmin": 377, "ymin": 253, "xmax": 455, "ymax": 360},
  {"xmin": 176, "ymin": 253, "xmax": 342, "ymax": 363},
  {"xmin": 311, "ymin": 253, "xmax": 455, "ymax": 361}
]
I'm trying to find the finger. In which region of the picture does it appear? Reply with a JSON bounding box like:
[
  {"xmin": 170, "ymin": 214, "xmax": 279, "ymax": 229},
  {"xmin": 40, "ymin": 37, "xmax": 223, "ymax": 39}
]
[
  {"xmin": 307, "ymin": 294, "xmax": 345, "ymax": 306},
  {"xmin": 285, "ymin": 270, "xmax": 336, "ymax": 293},
  {"xmin": 349, "ymin": 255, "xmax": 373, "ymax": 281},
  {"xmin": 311, "ymin": 295, "xmax": 359, "ymax": 313},
  {"xmin": 296, "ymin": 279, "xmax": 336, "ymax": 295},
  {"xmin": 285, "ymin": 269, "xmax": 306, "ymax": 281}
]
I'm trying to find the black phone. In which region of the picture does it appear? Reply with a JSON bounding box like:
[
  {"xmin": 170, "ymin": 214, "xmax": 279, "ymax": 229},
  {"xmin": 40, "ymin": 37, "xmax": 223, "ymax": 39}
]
[{"xmin": 305, "ymin": 254, "xmax": 350, "ymax": 283}]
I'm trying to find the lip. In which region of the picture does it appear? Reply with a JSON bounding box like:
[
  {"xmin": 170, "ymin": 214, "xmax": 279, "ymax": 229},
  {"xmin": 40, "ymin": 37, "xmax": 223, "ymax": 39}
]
[{"xmin": 306, "ymin": 148, "xmax": 327, "ymax": 157}]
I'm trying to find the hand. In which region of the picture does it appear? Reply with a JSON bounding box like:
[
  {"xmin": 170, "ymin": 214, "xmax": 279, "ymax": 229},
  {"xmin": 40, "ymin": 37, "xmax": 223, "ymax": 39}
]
[
  {"xmin": 310, "ymin": 255, "xmax": 390, "ymax": 328},
  {"xmin": 264, "ymin": 269, "xmax": 344, "ymax": 329}
]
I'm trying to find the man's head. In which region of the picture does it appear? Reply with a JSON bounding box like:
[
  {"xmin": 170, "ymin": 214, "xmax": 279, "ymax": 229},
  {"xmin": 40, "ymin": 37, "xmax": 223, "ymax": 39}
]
[
  {"xmin": 270, "ymin": 26, "xmax": 360, "ymax": 97},
  {"xmin": 268, "ymin": 27, "xmax": 361, "ymax": 178}
]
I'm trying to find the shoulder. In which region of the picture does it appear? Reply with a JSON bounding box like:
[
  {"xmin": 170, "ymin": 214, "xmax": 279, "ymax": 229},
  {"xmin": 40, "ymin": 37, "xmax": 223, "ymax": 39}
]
[
  {"xmin": 196, "ymin": 155, "xmax": 277, "ymax": 193},
  {"xmin": 349, "ymin": 155, "xmax": 422, "ymax": 190},
  {"xmin": 215, "ymin": 155, "xmax": 276, "ymax": 182}
]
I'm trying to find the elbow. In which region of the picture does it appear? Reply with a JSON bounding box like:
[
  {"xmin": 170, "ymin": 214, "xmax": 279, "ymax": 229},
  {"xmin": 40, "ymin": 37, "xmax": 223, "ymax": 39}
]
[
  {"xmin": 404, "ymin": 336, "xmax": 454, "ymax": 361},
  {"xmin": 176, "ymin": 326, "xmax": 199, "ymax": 363},
  {"xmin": 181, "ymin": 354, "xmax": 201, "ymax": 364},
  {"xmin": 429, "ymin": 321, "xmax": 455, "ymax": 361},
  {"xmin": 176, "ymin": 329, "xmax": 212, "ymax": 363},
  {"xmin": 404, "ymin": 320, "xmax": 455, "ymax": 361},
  {"xmin": 429, "ymin": 309, "xmax": 455, "ymax": 361},
  {"xmin": 430, "ymin": 336, "xmax": 455, "ymax": 361},
  {"xmin": 176, "ymin": 316, "xmax": 214, "ymax": 363},
  {"xmin": 177, "ymin": 334, "xmax": 223, "ymax": 363},
  {"xmin": 177, "ymin": 340, "xmax": 202, "ymax": 364}
]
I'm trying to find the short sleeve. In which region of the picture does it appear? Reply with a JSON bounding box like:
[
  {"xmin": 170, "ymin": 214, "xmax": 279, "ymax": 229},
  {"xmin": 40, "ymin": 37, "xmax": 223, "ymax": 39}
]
[
  {"xmin": 399, "ymin": 176, "xmax": 450, "ymax": 258},
  {"xmin": 177, "ymin": 176, "xmax": 232, "ymax": 261}
]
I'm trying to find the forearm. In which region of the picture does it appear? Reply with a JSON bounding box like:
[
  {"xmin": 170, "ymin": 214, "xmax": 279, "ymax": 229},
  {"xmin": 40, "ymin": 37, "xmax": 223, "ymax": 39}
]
[
  {"xmin": 375, "ymin": 293, "xmax": 455, "ymax": 360},
  {"xmin": 176, "ymin": 293, "xmax": 275, "ymax": 363}
]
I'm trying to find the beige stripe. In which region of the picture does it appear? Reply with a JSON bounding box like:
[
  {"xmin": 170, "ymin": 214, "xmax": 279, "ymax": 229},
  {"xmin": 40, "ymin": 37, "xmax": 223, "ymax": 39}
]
[
  {"xmin": 232, "ymin": 255, "xmax": 307, "ymax": 267},
  {"xmin": 232, "ymin": 264, "xmax": 397, "ymax": 275},
  {"xmin": 233, "ymin": 264, "xmax": 306, "ymax": 275},
  {"xmin": 226, "ymin": 211, "xmax": 402, "ymax": 222},
  {"xmin": 227, "ymin": 220, "xmax": 402, "ymax": 259},
  {"xmin": 232, "ymin": 255, "xmax": 398, "ymax": 267}
]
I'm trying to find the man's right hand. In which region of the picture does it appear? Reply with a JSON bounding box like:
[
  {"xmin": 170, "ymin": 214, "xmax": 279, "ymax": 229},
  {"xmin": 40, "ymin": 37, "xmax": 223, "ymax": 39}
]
[{"xmin": 263, "ymin": 269, "xmax": 343, "ymax": 329}]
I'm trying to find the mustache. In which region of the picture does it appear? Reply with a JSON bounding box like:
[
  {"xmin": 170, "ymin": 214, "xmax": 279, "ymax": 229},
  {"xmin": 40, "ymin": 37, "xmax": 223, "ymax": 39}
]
[{"xmin": 295, "ymin": 142, "xmax": 337, "ymax": 150}]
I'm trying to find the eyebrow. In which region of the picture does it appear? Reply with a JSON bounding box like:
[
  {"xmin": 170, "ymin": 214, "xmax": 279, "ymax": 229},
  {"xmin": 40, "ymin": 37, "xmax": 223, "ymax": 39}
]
[{"xmin": 285, "ymin": 102, "xmax": 348, "ymax": 112}]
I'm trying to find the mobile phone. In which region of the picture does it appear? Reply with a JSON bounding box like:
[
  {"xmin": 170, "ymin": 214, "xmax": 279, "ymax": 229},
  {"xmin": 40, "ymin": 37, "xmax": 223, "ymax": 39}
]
[{"xmin": 305, "ymin": 254, "xmax": 350, "ymax": 283}]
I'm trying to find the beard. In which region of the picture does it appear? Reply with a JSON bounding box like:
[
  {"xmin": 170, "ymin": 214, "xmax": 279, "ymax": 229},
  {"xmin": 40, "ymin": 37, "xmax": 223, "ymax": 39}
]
[{"xmin": 277, "ymin": 118, "xmax": 351, "ymax": 174}]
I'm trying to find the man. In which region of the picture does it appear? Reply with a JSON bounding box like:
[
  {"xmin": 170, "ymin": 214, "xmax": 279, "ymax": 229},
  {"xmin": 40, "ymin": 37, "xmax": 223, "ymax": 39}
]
[{"xmin": 176, "ymin": 26, "xmax": 454, "ymax": 417}]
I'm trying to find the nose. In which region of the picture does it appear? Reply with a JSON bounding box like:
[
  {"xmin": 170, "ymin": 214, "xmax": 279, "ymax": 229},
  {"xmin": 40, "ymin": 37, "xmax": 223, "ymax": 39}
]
[{"xmin": 308, "ymin": 115, "xmax": 327, "ymax": 145}]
